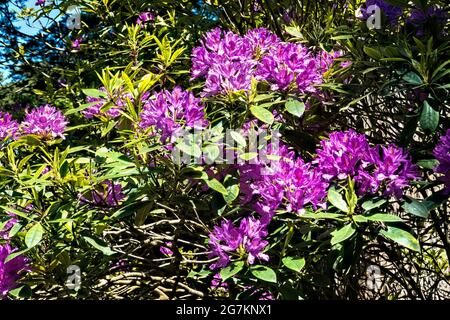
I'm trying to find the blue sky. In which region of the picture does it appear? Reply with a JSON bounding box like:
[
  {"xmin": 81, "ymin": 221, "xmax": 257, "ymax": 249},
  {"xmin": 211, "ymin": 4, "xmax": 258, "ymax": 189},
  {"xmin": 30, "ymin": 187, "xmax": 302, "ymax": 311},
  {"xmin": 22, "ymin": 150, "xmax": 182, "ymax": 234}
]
[
  {"xmin": 10, "ymin": 0, "xmax": 61, "ymax": 36},
  {"xmin": 1, "ymin": 0, "xmax": 61, "ymax": 83}
]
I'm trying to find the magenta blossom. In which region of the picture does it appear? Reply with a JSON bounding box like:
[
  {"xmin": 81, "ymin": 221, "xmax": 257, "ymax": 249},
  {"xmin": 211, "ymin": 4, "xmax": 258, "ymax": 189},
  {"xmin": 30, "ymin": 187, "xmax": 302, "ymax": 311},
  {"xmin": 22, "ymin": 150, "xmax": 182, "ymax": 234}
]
[
  {"xmin": 82, "ymin": 87, "xmax": 124, "ymax": 119},
  {"xmin": 433, "ymin": 129, "xmax": 450, "ymax": 191},
  {"xmin": 136, "ymin": 11, "xmax": 155, "ymax": 25},
  {"xmin": 139, "ymin": 87, "xmax": 208, "ymax": 144},
  {"xmin": 81, "ymin": 180, "xmax": 126, "ymax": 207},
  {"xmin": 208, "ymin": 217, "xmax": 269, "ymax": 270},
  {"xmin": 0, "ymin": 112, "xmax": 19, "ymax": 141},
  {"xmin": 21, "ymin": 105, "xmax": 68, "ymax": 139},
  {"xmin": 71, "ymin": 38, "xmax": 82, "ymax": 50},
  {"xmin": 160, "ymin": 242, "xmax": 174, "ymax": 256},
  {"xmin": 0, "ymin": 244, "xmax": 29, "ymax": 298}
]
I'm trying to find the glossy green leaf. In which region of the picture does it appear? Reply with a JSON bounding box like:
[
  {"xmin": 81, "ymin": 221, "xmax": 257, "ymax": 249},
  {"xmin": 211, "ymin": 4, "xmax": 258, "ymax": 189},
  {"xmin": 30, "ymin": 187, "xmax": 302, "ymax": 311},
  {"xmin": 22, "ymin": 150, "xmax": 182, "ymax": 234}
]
[
  {"xmin": 220, "ymin": 261, "xmax": 244, "ymax": 281},
  {"xmin": 285, "ymin": 99, "xmax": 306, "ymax": 117},
  {"xmin": 331, "ymin": 223, "xmax": 356, "ymax": 246},
  {"xmin": 207, "ymin": 178, "xmax": 228, "ymax": 195},
  {"xmin": 250, "ymin": 105, "xmax": 274, "ymax": 125},
  {"xmin": 380, "ymin": 226, "xmax": 421, "ymax": 252},
  {"xmin": 251, "ymin": 265, "xmax": 277, "ymax": 283},
  {"xmin": 328, "ymin": 189, "xmax": 349, "ymax": 213},
  {"xmin": 25, "ymin": 223, "xmax": 44, "ymax": 249},
  {"xmin": 402, "ymin": 198, "xmax": 429, "ymax": 219},
  {"xmin": 84, "ymin": 236, "xmax": 116, "ymax": 256},
  {"xmin": 420, "ymin": 101, "xmax": 439, "ymax": 132},
  {"xmin": 282, "ymin": 257, "xmax": 306, "ymax": 273}
]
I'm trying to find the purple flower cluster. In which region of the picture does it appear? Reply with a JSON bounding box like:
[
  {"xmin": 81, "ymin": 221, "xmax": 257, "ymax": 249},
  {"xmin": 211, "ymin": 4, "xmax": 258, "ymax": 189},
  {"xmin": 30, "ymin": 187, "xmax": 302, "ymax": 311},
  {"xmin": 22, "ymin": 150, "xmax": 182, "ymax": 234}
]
[
  {"xmin": 136, "ymin": 11, "xmax": 155, "ymax": 25},
  {"xmin": 81, "ymin": 180, "xmax": 126, "ymax": 207},
  {"xmin": 0, "ymin": 244, "xmax": 29, "ymax": 298},
  {"xmin": 359, "ymin": 0, "xmax": 403, "ymax": 26},
  {"xmin": 82, "ymin": 88, "xmax": 124, "ymax": 119},
  {"xmin": 139, "ymin": 87, "xmax": 208, "ymax": 144},
  {"xmin": 241, "ymin": 143, "xmax": 328, "ymax": 224},
  {"xmin": 433, "ymin": 129, "xmax": 450, "ymax": 190},
  {"xmin": 208, "ymin": 217, "xmax": 269, "ymax": 270},
  {"xmin": 191, "ymin": 28, "xmax": 332, "ymax": 96},
  {"xmin": 0, "ymin": 213, "xmax": 18, "ymax": 240},
  {"xmin": 21, "ymin": 105, "xmax": 68, "ymax": 139},
  {"xmin": 0, "ymin": 112, "xmax": 19, "ymax": 141},
  {"xmin": 407, "ymin": 6, "xmax": 448, "ymax": 36},
  {"xmin": 315, "ymin": 130, "xmax": 418, "ymax": 198}
]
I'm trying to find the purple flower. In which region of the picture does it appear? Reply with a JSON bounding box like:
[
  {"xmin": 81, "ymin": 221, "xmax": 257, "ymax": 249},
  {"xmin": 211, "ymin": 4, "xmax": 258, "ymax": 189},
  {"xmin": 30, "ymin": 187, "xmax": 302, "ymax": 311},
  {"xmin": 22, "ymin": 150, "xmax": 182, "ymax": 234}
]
[
  {"xmin": 139, "ymin": 87, "xmax": 208, "ymax": 144},
  {"xmin": 245, "ymin": 28, "xmax": 280, "ymax": 56},
  {"xmin": 0, "ymin": 213, "xmax": 18, "ymax": 240},
  {"xmin": 433, "ymin": 129, "xmax": 450, "ymax": 190},
  {"xmin": 359, "ymin": 0, "xmax": 403, "ymax": 26},
  {"xmin": 210, "ymin": 273, "xmax": 229, "ymax": 290},
  {"xmin": 136, "ymin": 11, "xmax": 155, "ymax": 25},
  {"xmin": 71, "ymin": 38, "xmax": 82, "ymax": 50},
  {"xmin": 160, "ymin": 242, "xmax": 173, "ymax": 256},
  {"xmin": 245, "ymin": 144, "xmax": 328, "ymax": 223},
  {"xmin": 35, "ymin": 0, "xmax": 45, "ymax": 6},
  {"xmin": 315, "ymin": 130, "xmax": 371, "ymax": 181},
  {"xmin": 0, "ymin": 112, "xmax": 19, "ymax": 141},
  {"xmin": 315, "ymin": 130, "xmax": 418, "ymax": 198},
  {"xmin": 0, "ymin": 244, "xmax": 29, "ymax": 298},
  {"xmin": 81, "ymin": 180, "xmax": 126, "ymax": 207},
  {"xmin": 208, "ymin": 217, "xmax": 269, "ymax": 270},
  {"xmin": 407, "ymin": 6, "xmax": 448, "ymax": 37},
  {"xmin": 82, "ymin": 87, "xmax": 123, "ymax": 119},
  {"xmin": 256, "ymin": 42, "xmax": 323, "ymax": 93},
  {"xmin": 21, "ymin": 105, "xmax": 68, "ymax": 139},
  {"xmin": 357, "ymin": 144, "xmax": 419, "ymax": 198}
]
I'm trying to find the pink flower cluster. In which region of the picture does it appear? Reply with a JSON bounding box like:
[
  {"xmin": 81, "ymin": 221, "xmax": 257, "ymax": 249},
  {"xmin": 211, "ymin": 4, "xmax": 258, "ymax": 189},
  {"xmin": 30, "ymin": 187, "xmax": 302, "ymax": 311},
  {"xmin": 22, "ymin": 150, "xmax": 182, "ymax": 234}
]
[
  {"xmin": 191, "ymin": 27, "xmax": 339, "ymax": 97},
  {"xmin": 1, "ymin": 105, "xmax": 68, "ymax": 141}
]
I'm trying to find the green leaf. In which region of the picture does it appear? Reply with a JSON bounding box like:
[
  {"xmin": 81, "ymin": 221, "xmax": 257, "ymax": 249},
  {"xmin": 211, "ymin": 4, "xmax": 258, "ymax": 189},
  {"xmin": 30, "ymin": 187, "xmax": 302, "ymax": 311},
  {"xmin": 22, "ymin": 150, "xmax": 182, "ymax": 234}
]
[
  {"xmin": 84, "ymin": 236, "xmax": 116, "ymax": 256},
  {"xmin": 230, "ymin": 131, "xmax": 247, "ymax": 147},
  {"xmin": 364, "ymin": 47, "xmax": 382, "ymax": 60},
  {"xmin": 331, "ymin": 224, "xmax": 356, "ymax": 246},
  {"xmin": 220, "ymin": 261, "xmax": 244, "ymax": 281},
  {"xmin": 224, "ymin": 184, "xmax": 239, "ymax": 204},
  {"xmin": 206, "ymin": 178, "xmax": 228, "ymax": 195},
  {"xmin": 176, "ymin": 141, "xmax": 202, "ymax": 158},
  {"xmin": 420, "ymin": 101, "xmax": 439, "ymax": 132},
  {"xmin": 250, "ymin": 265, "xmax": 277, "ymax": 283},
  {"xmin": 402, "ymin": 72, "xmax": 422, "ymax": 85},
  {"xmin": 362, "ymin": 199, "xmax": 387, "ymax": 211},
  {"xmin": 8, "ymin": 222, "xmax": 22, "ymax": 238},
  {"xmin": 353, "ymin": 214, "xmax": 404, "ymax": 223},
  {"xmin": 417, "ymin": 159, "xmax": 439, "ymax": 170},
  {"xmin": 328, "ymin": 189, "xmax": 349, "ymax": 213},
  {"xmin": 402, "ymin": 198, "xmax": 429, "ymax": 219},
  {"xmin": 5, "ymin": 248, "xmax": 31, "ymax": 263},
  {"xmin": 250, "ymin": 105, "xmax": 274, "ymax": 125},
  {"xmin": 82, "ymin": 88, "xmax": 107, "ymax": 99},
  {"xmin": 285, "ymin": 99, "xmax": 306, "ymax": 118},
  {"xmin": 203, "ymin": 145, "xmax": 220, "ymax": 163},
  {"xmin": 239, "ymin": 152, "xmax": 258, "ymax": 161},
  {"xmin": 25, "ymin": 223, "xmax": 43, "ymax": 249},
  {"xmin": 380, "ymin": 226, "xmax": 421, "ymax": 252},
  {"xmin": 285, "ymin": 26, "xmax": 303, "ymax": 38},
  {"xmin": 282, "ymin": 257, "xmax": 305, "ymax": 273}
]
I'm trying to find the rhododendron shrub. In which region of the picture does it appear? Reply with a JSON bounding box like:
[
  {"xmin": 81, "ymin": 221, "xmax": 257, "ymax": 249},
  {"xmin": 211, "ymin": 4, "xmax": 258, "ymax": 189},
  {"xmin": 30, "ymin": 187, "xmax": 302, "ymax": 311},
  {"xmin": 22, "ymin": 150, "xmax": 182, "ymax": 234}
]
[{"xmin": 0, "ymin": 0, "xmax": 449, "ymax": 301}]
